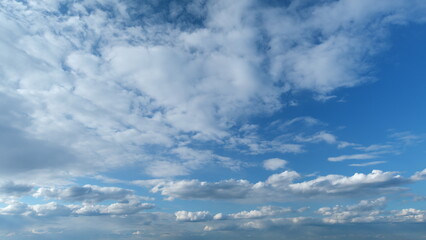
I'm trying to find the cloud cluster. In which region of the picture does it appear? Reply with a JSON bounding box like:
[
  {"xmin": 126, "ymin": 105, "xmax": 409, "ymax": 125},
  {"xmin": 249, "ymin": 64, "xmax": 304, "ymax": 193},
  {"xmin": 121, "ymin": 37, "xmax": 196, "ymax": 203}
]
[
  {"xmin": 0, "ymin": 184, "xmax": 154, "ymax": 217},
  {"xmin": 142, "ymin": 168, "xmax": 424, "ymax": 202},
  {"xmin": 0, "ymin": 200, "xmax": 154, "ymax": 217},
  {"xmin": 174, "ymin": 197, "xmax": 425, "ymax": 235},
  {"xmin": 316, "ymin": 197, "xmax": 387, "ymax": 223},
  {"xmin": 176, "ymin": 197, "xmax": 425, "ymax": 234},
  {"xmin": 33, "ymin": 184, "xmax": 138, "ymax": 203}
]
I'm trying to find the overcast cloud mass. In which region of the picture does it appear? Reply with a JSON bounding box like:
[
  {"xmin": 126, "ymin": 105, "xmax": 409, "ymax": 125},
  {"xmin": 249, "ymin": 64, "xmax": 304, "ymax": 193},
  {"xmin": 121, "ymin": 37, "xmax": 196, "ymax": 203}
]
[{"xmin": 0, "ymin": 0, "xmax": 426, "ymax": 239}]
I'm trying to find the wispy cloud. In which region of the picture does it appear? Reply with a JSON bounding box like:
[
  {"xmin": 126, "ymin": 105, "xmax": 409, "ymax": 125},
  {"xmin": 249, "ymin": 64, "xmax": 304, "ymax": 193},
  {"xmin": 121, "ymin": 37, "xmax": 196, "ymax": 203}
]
[
  {"xmin": 328, "ymin": 153, "xmax": 378, "ymax": 162},
  {"xmin": 349, "ymin": 161, "xmax": 387, "ymax": 167}
]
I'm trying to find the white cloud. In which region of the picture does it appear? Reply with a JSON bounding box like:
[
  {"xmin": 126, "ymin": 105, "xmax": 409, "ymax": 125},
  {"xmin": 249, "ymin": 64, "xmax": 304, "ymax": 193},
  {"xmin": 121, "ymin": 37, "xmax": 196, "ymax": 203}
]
[
  {"xmin": 355, "ymin": 144, "xmax": 393, "ymax": 152},
  {"xmin": 150, "ymin": 179, "xmax": 253, "ymax": 200},
  {"xmin": 410, "ymin": 168, "xmax": 426, "ymax": 181},
  {"xmin": 263, "ymin": 158, "xmax": 287, "ymax": 171},
  {"xmin": 392, "ymin": 208, "xmax": 426, "ymax": 222},
  {"xmin": 295, "ymin": 131, "xmax": 337, "ymax": 144},
  {"xmin": 328, "ymin": 153, "xmax": 378, "ymax": 162},
  {"xmin": 316, "ymin": 197, "xmax": 387, "ymax": 224},
  {"xmin": 0, "ymin": 200, "xmax": 154, "ymax": 217},
  {"xmin": 32, "ymin": 184, "xmax": 142, "ymax": 203},
  {"xmin": 277, "ymin": 116, "xmax": 321, "ymax": 128},
  {"xmin": 349, "ymin": 161, "xmax": 386, "ymax": 167},
  {"xmin": 142, "ymin": 169, "xmax": 417, "ymax": 202},
  {"xmin": 175, "ymin": 211, "xmax": 212, "ymax": 222},
  {"xmin": 214, "ymin": 206, "xmax": 292, "ymax": 220}
]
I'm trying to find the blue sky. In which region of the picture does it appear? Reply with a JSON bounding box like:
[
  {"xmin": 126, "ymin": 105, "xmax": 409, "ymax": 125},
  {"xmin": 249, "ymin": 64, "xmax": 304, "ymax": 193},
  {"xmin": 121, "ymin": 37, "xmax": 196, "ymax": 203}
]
[{"xmin": 0, "ymin": 0, "xmax": 426, "ymax": 239}]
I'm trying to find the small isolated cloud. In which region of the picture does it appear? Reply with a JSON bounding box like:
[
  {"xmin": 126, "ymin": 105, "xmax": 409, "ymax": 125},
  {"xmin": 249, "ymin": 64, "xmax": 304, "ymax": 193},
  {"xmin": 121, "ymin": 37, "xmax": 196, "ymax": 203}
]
[
  {"xmin": 328, "ymin": 153, "xmax": 377, "ymax": 162},
  {"xmin": 263, "ymin": 158, "xmax": 287, "ymax": 171}
]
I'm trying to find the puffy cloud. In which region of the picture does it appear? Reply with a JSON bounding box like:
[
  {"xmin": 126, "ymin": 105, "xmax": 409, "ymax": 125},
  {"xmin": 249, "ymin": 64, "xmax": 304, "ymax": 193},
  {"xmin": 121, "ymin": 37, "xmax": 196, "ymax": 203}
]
[
  {"xmin": 288, "ymin": 170, "xmax": 406, "ymax": 196},
  {"xmin": 263, "ymin": 158, "xmax": 287, "ymax": 171},
  {"xmin": 410, "ymin": 168, "xmax": 426, "ymax": 181},
  {"xmin": 143, "ymin": 169, "xmax": 417, "ymax": 202},
  {"xmin": 29, "ymin": 202, "xmax": 74, "ymax": 217},
  {"xmin": 392, "ymin": 208, "xmax": 426, "ymax": 222},
  {"xmin": 175, "ymin": 211, "xmax": 212, "ymax": 222},
  {"xmin": 316, "ymin": 197, "xmax": 387, "ymax": 224},
  {"xmin": 175, "ymin": 205, "xmax": 293, "ymax": 223},
  {"xmin": 0, "ymin": 200, "xmax": 154, "ymax": 217},
  {"xmin": 214, "ymin": 206, "xmax": 292, "ymax": 220},
  {"xmin": 0, "ymin": 201, "xmax": 31, "ymax": 216}
]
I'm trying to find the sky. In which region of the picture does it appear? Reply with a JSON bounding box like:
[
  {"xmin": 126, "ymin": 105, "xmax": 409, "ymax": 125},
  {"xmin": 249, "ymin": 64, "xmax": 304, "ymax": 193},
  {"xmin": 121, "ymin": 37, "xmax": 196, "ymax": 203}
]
[{"xmin": 0, "ymin": 0, "xmax": 426, "ymax": 239}]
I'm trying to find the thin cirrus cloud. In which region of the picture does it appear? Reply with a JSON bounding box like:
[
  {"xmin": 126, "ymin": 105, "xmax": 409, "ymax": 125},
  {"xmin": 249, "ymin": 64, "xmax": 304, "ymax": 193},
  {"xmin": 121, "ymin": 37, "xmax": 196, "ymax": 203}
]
[
  {"xmin": 328, "ymin": 153, "xmax": 378, "ymax": 162},
  {"xmin": 350, "ymin": 161, "xmax": 387, "ymax": 167}
]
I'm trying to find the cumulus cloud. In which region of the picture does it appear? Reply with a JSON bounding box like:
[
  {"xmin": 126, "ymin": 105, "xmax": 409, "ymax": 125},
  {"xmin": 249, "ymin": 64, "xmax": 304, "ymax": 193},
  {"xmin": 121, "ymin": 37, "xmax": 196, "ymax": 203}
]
[
  {"xmin": 410, "ymin": 168, "xmax": 426, "ymax": 181},
  {"xmin": 175, "ymin": 211, "xmax": 212, "ymax": 222},
  {"xmin": 0, "ymin": 200, "xmax": 154, "ymax": 217},
  {"xmin": 214, "ymin": 206, "xmax": 293, "ymax": 220},
  {"xmin": 263, "ymin": 158, "xmax": 287, "ymax": 171},
  {"xmin": 141, "ymin": 169, "xmax": 420, "ymax": 202},
  {"xmin": 316, "ymin": 197, "xmax": 387, "ymax": 224}
]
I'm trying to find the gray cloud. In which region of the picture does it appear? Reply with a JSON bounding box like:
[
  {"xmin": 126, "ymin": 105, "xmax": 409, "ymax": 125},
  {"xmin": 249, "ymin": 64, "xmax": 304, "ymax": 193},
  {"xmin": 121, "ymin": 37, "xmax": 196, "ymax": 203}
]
[
  {"xmin": 0, "ymin": 182, "xmax": 33, "ymax": 197},
  {"xmin": 33, "ymin": 185, "xmax": 139, "ymax": 203}
]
